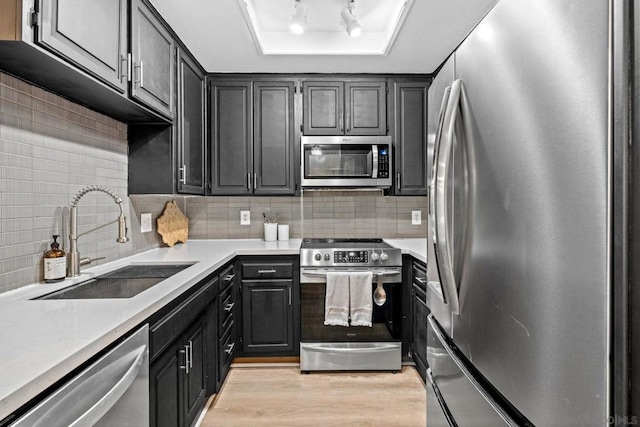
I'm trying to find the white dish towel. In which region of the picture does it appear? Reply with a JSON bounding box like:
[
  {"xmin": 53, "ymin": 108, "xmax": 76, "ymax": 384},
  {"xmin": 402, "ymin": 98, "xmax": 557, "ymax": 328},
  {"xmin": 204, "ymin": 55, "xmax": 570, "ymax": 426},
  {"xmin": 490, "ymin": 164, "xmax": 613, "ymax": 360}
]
[
  {"xmin": 349, "ymin": 271, "xmax": 373, "ymax": 327},
  {"xmin": 324, "ymin": 272, "xmax": 350, "ymax": 326}
]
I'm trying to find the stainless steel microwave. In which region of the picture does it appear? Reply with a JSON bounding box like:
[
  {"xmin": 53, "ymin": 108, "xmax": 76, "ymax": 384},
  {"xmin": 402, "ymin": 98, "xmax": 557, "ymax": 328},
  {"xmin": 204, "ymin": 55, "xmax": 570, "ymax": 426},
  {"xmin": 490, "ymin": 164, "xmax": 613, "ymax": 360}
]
[{"xmin": 300, "ymin": 136, "xmax": 392, "ymax": 188}]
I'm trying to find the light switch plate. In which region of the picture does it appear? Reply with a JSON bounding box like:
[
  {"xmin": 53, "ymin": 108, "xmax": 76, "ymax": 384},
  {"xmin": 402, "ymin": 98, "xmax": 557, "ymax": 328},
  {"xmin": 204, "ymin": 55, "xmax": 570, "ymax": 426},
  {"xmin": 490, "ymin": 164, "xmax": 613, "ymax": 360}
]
[
  {"xmin": 141, "ymin": 213, "xmax": 152, "ymax": 233},
  {"xmin": 411, "ymin": 210, "xmax": 422, "ymax": 225},
  {"xmin": 240, "ymin": 210, "xmax": 250, "ymax": 225}
]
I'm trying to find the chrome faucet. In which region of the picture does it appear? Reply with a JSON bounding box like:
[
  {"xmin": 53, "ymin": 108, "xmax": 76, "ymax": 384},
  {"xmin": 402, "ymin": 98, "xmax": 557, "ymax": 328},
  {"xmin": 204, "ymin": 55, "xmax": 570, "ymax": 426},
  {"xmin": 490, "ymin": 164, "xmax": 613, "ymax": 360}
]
[{"xmin": 68, "ymin": 186, "xmax": 129, "ymax": 277}]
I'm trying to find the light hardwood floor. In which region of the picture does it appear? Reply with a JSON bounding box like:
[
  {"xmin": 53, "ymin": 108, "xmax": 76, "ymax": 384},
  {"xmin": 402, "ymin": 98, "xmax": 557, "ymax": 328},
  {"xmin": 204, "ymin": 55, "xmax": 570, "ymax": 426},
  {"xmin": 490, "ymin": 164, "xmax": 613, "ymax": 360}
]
[{"xmin": 201, "ymin": 366, "xmax": 426, "ymax": 426}]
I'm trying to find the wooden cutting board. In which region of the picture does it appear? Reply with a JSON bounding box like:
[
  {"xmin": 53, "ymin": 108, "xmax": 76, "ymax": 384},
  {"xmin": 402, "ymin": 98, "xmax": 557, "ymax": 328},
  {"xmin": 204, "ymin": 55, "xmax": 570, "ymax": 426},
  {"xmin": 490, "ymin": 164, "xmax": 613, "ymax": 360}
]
[{"xmin": 157, "ymin": 200, "xmax": 189, "ymax": 247}]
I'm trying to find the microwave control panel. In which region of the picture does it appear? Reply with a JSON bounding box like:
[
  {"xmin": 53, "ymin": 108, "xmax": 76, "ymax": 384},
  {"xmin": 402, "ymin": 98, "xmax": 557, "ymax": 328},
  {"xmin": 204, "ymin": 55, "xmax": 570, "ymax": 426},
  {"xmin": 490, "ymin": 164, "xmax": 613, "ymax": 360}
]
[{"xmin": 378, "ymin": 147, "xmax": 390, "ymax": 178}]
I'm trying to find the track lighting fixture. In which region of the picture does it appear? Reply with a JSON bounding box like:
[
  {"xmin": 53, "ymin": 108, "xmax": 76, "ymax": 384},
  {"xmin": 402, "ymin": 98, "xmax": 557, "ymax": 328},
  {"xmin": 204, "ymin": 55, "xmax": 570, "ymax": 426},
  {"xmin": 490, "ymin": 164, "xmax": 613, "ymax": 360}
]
[
  {"xmin": 289, "ymin": 0, "xmax": 306, "ymax": 34},
  {"xmin": 341, "ymin": 0, "xmax": 362, "ymax": 37}
]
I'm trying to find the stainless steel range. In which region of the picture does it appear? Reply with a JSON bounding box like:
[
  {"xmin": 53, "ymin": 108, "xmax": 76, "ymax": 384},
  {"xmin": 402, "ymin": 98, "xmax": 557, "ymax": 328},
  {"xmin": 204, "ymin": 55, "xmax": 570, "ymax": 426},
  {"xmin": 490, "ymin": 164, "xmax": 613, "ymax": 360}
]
[{"xmin": 299, "ymin": 238, "xmax": 403, "ymax": 372}]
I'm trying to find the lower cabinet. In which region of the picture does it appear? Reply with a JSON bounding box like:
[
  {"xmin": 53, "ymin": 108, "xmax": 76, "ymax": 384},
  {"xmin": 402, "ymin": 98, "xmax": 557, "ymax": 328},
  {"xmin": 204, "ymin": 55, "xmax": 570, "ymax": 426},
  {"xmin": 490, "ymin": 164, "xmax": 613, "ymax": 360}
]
[
  {"xmin": 148, "ymin": 271, "xmax": 218, "ymax": 427},
  {"xmin": 237, "ymin": 256, "xmax": 300, "ymax": 357},
  {"xmin": 411, "ymin": 259, "xmax": 428, "ymax": 382},
  {"xmin": 150, "ymin": 318, "xmax": 207, "ymax": 427},
  {"xmin": 241, "ymin": 280, "xmax": 294, "ymax": 354},
  {"xmin": 216, "ymin": 265, "xmax": 237, "ymax": 391}
]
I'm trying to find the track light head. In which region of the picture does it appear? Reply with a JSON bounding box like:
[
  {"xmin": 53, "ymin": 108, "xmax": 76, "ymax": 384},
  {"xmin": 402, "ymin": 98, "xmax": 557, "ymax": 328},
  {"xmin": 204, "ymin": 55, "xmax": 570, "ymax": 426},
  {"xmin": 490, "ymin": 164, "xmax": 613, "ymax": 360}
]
[
  {"xmin": 289, "ymin": 0, "xmax": 306, "ymax": 34},
  {"xmin": 341, "ymin": 0, "xmax": 362, "ymax": 37}
]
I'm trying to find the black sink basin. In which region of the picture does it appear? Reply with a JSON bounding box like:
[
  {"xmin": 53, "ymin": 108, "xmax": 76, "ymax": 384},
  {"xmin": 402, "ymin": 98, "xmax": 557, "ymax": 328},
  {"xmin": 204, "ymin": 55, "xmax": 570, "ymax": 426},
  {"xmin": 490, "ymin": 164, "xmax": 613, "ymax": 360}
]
[{"xmin": 35, "ymin": 263, "xmax": 194, "ymax": 300}]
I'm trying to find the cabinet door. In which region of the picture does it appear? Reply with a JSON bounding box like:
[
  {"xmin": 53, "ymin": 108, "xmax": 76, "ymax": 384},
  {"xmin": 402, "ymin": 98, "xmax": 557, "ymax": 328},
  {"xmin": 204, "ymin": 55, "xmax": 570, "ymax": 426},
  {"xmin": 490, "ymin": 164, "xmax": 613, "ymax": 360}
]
[
  {"xmin": 177, "ymin": 50, "xmax": 206, "ymax": 194},
  {"xmin": 303, "ymin": 81, "xmax": 344, "ymax": 135},
  {"xmin": 413, "ymin": 286, "xmax": 428, "ymax": 381},
  {"xmin": 242, "ymin": 280, "xmax": 294, "ymax": 355},
  {"xmin": 253, "ymin": 81, "xmax": 296, "ymax": 195},
  {"xmin": 38, "ymin": 0, "xmax": 128, "ymax": 93},
  {"xmin": 150, "ymin": 340, "xmax": 182, "ymax": 427},
  {"xmin": 131, "ymin": 0, "xmax": 175, "ymax": 119},
  {"xmin": 345, "ymin": 81, "xmax": 387, "ymax": 135},
  {"xmin": 393, "ymin": 81, "xmax": 429, "ymax": 195},
  {"xmin": 210, "ymin": 81, "xmax": 252, "ymax": 195},
  {"xmin": 183, "ymin": 320, "xmax": 207, "ymax": 427}
]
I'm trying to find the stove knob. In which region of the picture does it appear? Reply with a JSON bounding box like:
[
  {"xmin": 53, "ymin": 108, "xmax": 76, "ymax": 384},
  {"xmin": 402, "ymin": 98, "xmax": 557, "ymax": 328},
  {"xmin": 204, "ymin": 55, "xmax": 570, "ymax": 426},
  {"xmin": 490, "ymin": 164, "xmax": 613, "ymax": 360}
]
[
  {"xmin": 380, "ymin": 252, "xmax": 389, "ymax": 262},
  {"xmin": 370, "ymin": 252, "xmax": 380, "ymax": 262},
  {"xmin": 314, "ymin": 253, "xmax": 322, "ymax": 261},
  {"xmin": 324, "ymin": 253, "xmax": 331, "ymax": 261}
]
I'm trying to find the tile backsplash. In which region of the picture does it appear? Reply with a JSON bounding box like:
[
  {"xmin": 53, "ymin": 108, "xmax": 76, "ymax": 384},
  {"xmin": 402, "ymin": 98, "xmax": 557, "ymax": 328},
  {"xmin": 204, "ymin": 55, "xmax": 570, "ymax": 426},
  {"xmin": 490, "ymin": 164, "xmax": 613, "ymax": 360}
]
[{"xmin": 0, "ymin": 72, "xmax": 426, "ymax": 293}]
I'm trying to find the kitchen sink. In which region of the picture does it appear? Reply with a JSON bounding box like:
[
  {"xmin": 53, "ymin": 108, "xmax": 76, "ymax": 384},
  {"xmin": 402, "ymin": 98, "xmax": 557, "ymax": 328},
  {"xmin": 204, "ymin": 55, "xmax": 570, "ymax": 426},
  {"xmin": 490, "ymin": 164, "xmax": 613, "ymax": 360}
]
[{"xmin": 34, "ymin": 263, "xmax": 195, "ymax": 300}]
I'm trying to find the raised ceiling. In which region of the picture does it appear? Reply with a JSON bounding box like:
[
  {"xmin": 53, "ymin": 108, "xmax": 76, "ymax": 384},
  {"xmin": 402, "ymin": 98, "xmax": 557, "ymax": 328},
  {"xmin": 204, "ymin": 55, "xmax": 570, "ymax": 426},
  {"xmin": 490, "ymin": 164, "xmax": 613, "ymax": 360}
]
[
  {"xmin": 149, "ymin": 0, "xmax": 498, "ymax": 74},
  {"xmin": 237, "ymin": 0, "xmax": 413, "ymax": 55}
]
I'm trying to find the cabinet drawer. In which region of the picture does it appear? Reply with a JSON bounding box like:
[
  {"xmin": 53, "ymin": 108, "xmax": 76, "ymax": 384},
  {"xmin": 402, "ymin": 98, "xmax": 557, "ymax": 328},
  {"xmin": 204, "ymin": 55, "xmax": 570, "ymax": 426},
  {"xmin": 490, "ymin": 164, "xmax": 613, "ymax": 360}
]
[
  {"xmin": 412, "ymin": 261, "xmax": 427, "ymax": 292},
  {"xmin": 218, "ymin": 283, "xmax": 235, "ymax": 336},
  {"xmin": 218, "ymin": 324, "xmax": 235, "ymax": 386},
  {"xmin": 242, "ymin": 262, "xmax": 293, "ymax": 279},
  {"xmin": 150, "ymin": 277, "xmax": 216, "ymax": 360},
  {"xmin": 219, "ymin": 264, "xmax": 235, "ymax": 292}
]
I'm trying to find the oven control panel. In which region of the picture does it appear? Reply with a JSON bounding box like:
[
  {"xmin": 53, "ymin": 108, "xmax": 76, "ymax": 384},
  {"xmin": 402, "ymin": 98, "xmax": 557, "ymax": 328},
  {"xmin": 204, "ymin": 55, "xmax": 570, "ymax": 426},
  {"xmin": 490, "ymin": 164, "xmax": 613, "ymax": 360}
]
[{"xmin": 334, "ymin": 251, "xmax": 369, "ymax": 263}]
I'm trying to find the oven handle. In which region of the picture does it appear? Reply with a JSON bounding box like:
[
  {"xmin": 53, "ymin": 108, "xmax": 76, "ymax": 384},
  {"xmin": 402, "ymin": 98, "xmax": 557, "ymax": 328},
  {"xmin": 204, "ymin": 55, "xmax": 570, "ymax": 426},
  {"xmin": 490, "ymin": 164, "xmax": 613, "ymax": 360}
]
[
  {"xmin": 300, "ymin": 269, "xmax": 400, "ymax": 278},
  {"xmin": 303, "ymin": 344, "xmax": 400, "ymax": 354}
]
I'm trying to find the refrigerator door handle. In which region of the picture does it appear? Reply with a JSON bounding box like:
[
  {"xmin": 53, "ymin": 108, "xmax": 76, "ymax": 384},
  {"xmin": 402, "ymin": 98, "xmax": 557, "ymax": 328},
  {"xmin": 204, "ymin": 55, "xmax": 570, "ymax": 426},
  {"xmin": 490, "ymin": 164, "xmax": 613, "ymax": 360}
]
[
  {"xmin": 429, "ymin": 86, "xmax": 452, "ymax": 304},
  {"xmin": 433, "ymin": 80, "xmax": 462, "ymax": 314}
]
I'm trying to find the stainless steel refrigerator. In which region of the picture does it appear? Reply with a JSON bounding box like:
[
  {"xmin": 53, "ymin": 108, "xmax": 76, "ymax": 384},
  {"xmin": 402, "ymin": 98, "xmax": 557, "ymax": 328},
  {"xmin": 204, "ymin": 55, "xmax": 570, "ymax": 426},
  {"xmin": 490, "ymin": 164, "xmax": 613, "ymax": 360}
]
[{"xmin": 424, "ymin": 0, "xmax": 618, "ymax": 425}]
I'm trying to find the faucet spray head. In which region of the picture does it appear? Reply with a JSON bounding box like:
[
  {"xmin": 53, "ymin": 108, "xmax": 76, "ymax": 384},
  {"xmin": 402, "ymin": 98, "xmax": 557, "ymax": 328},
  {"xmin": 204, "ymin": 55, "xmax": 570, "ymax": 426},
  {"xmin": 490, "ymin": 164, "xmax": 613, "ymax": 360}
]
[{"xmin": 117, "ymin": 213, "xmax": 129, "ymax": 243}]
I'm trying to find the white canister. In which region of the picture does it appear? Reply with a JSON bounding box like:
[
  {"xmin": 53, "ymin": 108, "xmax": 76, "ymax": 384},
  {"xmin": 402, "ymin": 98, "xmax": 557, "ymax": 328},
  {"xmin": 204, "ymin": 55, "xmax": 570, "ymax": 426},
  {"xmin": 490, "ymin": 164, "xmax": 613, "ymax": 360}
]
[
  {"xmin": 277, "ymin": 224, "xmax": 290, "ymax": 241},
  {"xmin": 264, "ymin": 223, "xmax": 278, "ymax": 242}
]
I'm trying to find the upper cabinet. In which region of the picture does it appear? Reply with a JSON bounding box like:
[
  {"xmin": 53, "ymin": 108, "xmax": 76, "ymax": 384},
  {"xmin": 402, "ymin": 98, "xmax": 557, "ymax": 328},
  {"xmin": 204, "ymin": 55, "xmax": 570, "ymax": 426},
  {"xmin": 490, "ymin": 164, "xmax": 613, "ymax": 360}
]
[
  {"xmin": 209, "ymin": 79, "xmax": 297, "ymax": 196},
  {"xmin": 130, "ymin": 0, "xmax": 176, "ymax": 120},
  {"xmin": 209, "ymin": 81, "xmax": 253, "ymax": 195},
  {"xmin": 176, "ymin": 50, "xmax": 206, "ymax": 194},
  {"xmin": 37, "ymin": 0, "xmax": 128, "ymax": 93},
  {"xmin": 303, "ymin": 80, "xmax": 387, "ymax": 136},
  {"xmin": 389, "ymin": 80, "xmax": 429, "ymax": 196},
  {"xmin": 0, "ymin": 0, "xmax": 175, "ymax": 122},
  {"xmin": 253, "ymin": 81, "xmax": 296, "ymax": 195}
]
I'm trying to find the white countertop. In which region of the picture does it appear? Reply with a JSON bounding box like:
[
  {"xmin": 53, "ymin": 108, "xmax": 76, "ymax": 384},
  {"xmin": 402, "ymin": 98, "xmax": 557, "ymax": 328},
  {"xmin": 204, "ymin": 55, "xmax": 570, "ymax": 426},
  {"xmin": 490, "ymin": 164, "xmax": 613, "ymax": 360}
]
[
  {"xmin": 384, "ymin": 238, "xmax": 426, "ymax": 264},
  {"xmin": 0, "ymin": 237, "xmax": 425, "ymax": 421}
]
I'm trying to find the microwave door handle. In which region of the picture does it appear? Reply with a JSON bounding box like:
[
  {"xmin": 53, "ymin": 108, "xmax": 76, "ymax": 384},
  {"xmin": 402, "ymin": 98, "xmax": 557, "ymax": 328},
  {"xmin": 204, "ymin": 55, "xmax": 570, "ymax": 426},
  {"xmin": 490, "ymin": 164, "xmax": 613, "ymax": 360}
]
[{"xmin": 372, "ymin": 145, "xmax": 379, "ymax": 178}]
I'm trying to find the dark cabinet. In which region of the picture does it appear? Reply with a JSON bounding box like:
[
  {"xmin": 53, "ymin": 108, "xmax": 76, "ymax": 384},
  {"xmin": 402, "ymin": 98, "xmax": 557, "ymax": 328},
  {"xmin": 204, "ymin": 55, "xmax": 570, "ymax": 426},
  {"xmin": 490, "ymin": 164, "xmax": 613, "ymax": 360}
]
[
  {"xmin": 148, "ymin": 274, "xmax": 217, "ymax": 427},
  {"xmin": 411, "ymin": 260, "xmax": 428, "ymax": 382},
  {"xmin": 209, "ymin": 79, "xmax": 296, "ymax": 195},
  {"xmin": 209, "ymin": 81, "xmax": 252, "ymax": 195},
  {"xmin": 253, "ymin": 81, "xmax": 296, "ymax": 195},
  {"xmin": 303, "ymin": 80, "xmax": 387, "ymax": 135},
  {"xmin": 216, "ymin": 265, "xmax": 236, "ymax": 391},
  {"xmin": 177, "ymin": 49, "xmax": 206, "ymax": 194},
  {"xmin": 237, "ymin": 257, "xmax": 299, "ymax": 357},
  {"xmin": 241, "ymin": 280, "xmax": 294, "ymax": 354},
  {"xmin": 390, "ymin": 80, "xmax": 429, "ymax": 195},
  {"xmin": 37, "ymin": 0, "xmax": 128, "ymax": 93},
  {"xmin": 129, "ymin": 48, "xmax": 204, "ymax": 195},
  {"xmin": 130, "ymin": 0, "xmax": 176, "ymax": 119}
]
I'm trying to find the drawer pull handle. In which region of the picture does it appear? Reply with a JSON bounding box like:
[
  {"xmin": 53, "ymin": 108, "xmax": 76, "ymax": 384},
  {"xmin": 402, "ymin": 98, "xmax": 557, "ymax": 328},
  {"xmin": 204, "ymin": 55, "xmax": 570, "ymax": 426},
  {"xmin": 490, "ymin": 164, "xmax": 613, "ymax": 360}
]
[
  {"xmin": 258, "ymin": 269, "xmax": 277, "ymax": 274},
  {"xmin": 225, "ymin": 342, "xmax": 235, "ymax": 354},
  {"xmin": 224, "ymin": 274, "xmax": 236, "ymax": 282},
  {"xmin": 224, "ymin": 302, "xmax": 235, "ymax": 312},
  {"xmin": 415, "ymin": 277, "xmax": 426, "ymax": 284}
]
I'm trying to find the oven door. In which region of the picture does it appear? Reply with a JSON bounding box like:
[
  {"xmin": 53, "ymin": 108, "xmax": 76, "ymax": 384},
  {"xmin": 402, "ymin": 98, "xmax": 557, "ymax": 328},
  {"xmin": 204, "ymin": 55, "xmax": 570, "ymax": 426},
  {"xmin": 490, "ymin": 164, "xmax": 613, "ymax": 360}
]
[{"xmin": 299, "ymin": 268, "xmax": 402, "ymax": 371}]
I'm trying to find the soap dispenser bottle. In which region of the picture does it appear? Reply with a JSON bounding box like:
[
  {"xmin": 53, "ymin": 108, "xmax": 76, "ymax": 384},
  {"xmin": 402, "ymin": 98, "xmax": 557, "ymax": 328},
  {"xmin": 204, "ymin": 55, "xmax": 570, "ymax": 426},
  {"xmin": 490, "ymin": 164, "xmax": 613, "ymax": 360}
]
[{"xmin": 44, "ymin": 235, "xmax": 66, "ymax": 283}]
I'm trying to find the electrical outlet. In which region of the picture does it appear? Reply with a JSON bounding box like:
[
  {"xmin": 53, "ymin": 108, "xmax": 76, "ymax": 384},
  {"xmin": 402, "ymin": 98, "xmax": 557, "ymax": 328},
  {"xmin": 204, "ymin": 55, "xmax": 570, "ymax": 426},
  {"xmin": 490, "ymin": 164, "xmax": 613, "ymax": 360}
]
[
  {"xmin": 240, "ymin": 210, "xmax": 250, "ymax": 225},
  {"xmin": 141, "ymin": 213, "xmax": 152, "ymax": 233},
  {"xmin": 411, "ymin": 210, "xmax": 422, "ymax": 225}
]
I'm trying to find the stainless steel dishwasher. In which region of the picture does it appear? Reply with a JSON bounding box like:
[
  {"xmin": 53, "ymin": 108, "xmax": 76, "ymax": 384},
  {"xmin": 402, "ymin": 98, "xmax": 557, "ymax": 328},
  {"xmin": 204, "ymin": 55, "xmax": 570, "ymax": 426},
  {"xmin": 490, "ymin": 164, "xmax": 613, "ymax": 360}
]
[{"xmin": 12, "ymin": 324, "xmax": 149, "ymax": 427}]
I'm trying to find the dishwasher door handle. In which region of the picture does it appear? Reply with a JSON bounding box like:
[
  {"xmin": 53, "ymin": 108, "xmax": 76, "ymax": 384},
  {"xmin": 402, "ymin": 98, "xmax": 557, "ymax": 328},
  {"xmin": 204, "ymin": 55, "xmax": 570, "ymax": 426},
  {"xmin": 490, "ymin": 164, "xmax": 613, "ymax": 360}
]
[{"xmin": 71, "ymin": 344, "xmax": 147, "ymax": 426}]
